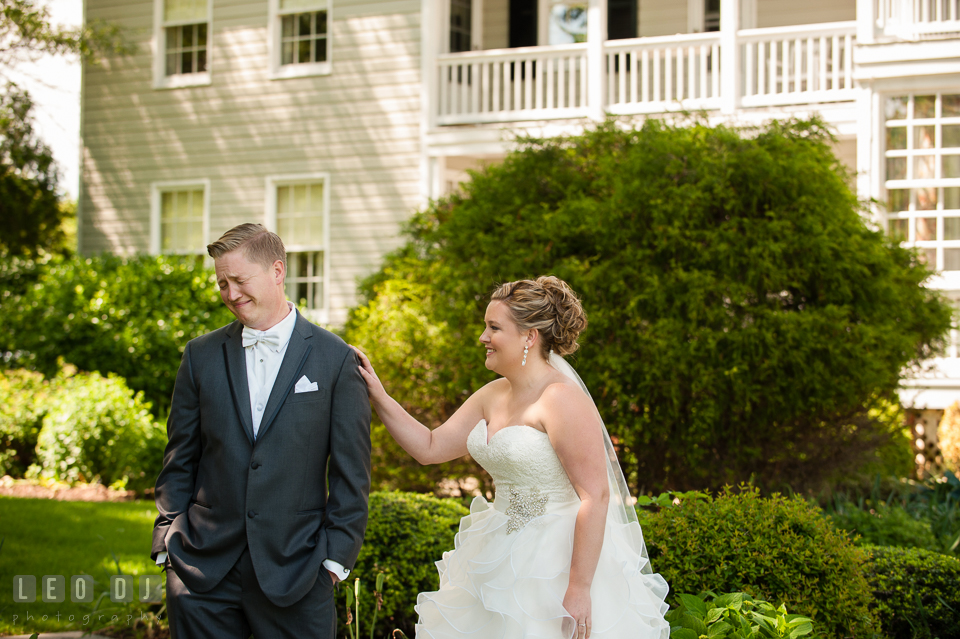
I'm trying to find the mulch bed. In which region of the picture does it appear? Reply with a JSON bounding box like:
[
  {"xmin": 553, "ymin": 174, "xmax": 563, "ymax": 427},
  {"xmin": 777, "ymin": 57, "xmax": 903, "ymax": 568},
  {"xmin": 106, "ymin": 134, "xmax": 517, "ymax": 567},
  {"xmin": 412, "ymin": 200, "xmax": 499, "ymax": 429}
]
[{"xmin": 0, "ymin": 476, "xmax": 146, "ymax": 501}]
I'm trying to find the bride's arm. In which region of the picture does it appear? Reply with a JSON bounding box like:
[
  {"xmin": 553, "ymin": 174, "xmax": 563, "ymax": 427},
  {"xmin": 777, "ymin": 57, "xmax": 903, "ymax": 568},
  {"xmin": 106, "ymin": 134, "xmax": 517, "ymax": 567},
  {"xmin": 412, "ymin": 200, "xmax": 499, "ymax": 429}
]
[
  {"xmin": 542, "ymin": 384, "xmax": 610, "ymax": 638},
  {"xmin": 350, "ymin": 345, "xmax": 490, "ymax": 465}
]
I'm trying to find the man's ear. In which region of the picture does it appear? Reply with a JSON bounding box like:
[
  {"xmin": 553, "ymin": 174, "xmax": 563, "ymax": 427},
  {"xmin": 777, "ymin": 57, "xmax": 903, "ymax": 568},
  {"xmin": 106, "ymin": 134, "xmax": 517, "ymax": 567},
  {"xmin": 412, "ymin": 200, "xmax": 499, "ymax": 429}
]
[{"xmin": 273, "ymin": 259, "xmax": 286, "ymax": 285}]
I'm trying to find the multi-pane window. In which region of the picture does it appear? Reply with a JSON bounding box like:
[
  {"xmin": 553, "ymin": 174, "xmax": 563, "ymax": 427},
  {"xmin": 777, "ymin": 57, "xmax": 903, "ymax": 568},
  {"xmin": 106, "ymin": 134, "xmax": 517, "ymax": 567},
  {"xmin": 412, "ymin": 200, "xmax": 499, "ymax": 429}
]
[
  {"xmin": 280, "ymin": 3, "xmax": 328, "ymax": 66},
  {"xmin": 158, "ymin": 187, "xmax": 205, "ymax": 253},
  {"xmin": 704, "ymin": 0, "xmax": 721, "ymax": 32},
  {"xmin": 272, "ymin": 179, "xmax": 328, "ymax": 313},
  {"xmin": 166, "ymin": 23, "xmax": 207, "ymax": 75},
  {"xmin": 161, "ymin": 0, "xmax": 210, "ymax": 78},
  {"xmin": 885, "ymin": 93, "xmax": 960, "ymax": 271}
]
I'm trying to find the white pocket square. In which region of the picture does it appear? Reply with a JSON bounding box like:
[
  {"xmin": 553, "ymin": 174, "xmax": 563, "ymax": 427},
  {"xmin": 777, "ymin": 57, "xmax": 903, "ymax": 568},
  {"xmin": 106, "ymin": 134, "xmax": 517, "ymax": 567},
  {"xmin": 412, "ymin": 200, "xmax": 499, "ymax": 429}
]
[{"xmin": 295, "ymin": 375, "xmax": 319, "ymax": 393}]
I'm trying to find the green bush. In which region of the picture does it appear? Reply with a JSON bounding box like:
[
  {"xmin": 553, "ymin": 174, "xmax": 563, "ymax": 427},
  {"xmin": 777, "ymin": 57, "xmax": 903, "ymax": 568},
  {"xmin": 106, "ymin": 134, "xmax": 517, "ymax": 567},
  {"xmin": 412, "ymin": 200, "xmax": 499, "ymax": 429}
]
[
  {"xmin": 34, "ymin": 370, "xmax": 165, "ymax": 490},
  {"xmin": 639, "ymin": 486, "xmax": 876, "ymax": 639},
  {"xmin": 864, "ymin": 545, "xmax": 960, "ymax": 639},
  {"xmin": 667, "ymin": 591, "xmax": 813, "ymax": 639},
  {"xmin": 827, "ymin": 502, "xmax": 941, "ymax": 552},
  {"xmin": 344, "ymin": 491, "xmax": 469, "ymax": 638},
  {"xmin": 344, "ymin": 118, "xmax": 952, "ymax": 495},
  {"xmin": 0, "ymin": 368, "xmax": 49, "ymax": 476},
  {"xmin": 0, "ymin": 253, "xmax": 234, "ymax": 416}
]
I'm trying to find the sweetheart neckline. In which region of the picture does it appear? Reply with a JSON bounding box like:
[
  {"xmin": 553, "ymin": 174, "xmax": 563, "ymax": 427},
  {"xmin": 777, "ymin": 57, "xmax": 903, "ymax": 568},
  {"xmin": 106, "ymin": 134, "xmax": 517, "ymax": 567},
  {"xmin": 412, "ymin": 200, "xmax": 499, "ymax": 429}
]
[{"xmin": 476, "ymin": 419, "xmax": 548, "ymax": 446}]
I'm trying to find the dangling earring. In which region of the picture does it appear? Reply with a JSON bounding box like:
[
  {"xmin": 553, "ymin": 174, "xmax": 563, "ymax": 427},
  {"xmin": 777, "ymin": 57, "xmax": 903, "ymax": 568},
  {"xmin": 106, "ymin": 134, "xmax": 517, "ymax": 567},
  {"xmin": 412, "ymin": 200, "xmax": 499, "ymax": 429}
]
[{"xmin": 522, "ymin": 345, "xmax": 528, "ymax": 367}]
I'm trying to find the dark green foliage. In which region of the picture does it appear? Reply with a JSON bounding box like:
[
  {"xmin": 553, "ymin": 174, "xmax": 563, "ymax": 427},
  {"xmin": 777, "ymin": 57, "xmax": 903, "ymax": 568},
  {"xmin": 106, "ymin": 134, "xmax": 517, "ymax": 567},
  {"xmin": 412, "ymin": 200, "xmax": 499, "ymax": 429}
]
[
  {"xmin": 822, "ymin": 472, "xmax": 960, "ymax": 557},
  {"xmin": 864, "ymin": 545, "xmax": 960, "ymax": 639},
  {"xmin": 667, "ymin": 591, "xmax": 813, "ymax": 639},
  {"xmin": 346, "ymin": 491, "xmax": 469, "ymax": 638},
  {"xmin": 344, "ymin": 119, "xmax": 952, "ymax": 494},
  {"xmin": 0, "ymin": 253, "xmax": 235, "ymax": 416},
  {"xmin": 0, "ymin": 84, "xmax": 63, "ymax": 257},
  {"xmin": 828, "ymin": 502, "xmax": 940, "ymax": 552},
  {"xmin": 639, "ymin": 486, "xmax": 876, "ymax": 638},
  {"xmin": 0, "ymin": 368, "xmax": 47, "ymax": 476},
  {"xmin": 35, "ymin": 369, "xmax": 165, "ymax": 490}
]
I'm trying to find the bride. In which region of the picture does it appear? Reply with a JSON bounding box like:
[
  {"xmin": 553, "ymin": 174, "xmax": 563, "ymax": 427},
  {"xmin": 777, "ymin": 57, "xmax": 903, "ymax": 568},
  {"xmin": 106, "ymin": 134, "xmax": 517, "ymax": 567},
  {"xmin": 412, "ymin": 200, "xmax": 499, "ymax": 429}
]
[{"xmin": 351, "ymin": 276, "xmax": 669, "ymax": 639}]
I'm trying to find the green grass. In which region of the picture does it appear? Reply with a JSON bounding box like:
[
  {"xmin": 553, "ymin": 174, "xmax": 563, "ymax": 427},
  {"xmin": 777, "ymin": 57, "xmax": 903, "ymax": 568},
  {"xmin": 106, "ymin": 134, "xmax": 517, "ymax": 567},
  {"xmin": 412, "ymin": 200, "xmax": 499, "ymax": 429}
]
[{"xmin": 0, "ymin": 496, "xmax": 163, "ymax": 636}]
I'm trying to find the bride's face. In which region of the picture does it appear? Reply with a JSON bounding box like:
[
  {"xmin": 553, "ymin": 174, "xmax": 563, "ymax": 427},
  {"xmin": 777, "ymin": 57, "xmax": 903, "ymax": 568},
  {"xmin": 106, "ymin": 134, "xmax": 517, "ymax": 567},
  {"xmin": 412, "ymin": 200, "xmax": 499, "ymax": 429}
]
[{"xmin": 480, "ymin": 301, "xmax": 526, "ymax": 372}]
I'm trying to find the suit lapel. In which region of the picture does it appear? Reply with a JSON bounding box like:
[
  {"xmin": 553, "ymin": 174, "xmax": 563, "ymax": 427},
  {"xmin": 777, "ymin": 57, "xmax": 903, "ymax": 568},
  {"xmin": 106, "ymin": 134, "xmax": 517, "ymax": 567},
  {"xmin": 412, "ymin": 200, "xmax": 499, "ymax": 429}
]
[
  {"xmin": 223, "ymin": 321, "xmax": 255, "ymax": 445},
  {"xmin": 255, "ymin": 312, "xmax": 314, "ymax": 443}
]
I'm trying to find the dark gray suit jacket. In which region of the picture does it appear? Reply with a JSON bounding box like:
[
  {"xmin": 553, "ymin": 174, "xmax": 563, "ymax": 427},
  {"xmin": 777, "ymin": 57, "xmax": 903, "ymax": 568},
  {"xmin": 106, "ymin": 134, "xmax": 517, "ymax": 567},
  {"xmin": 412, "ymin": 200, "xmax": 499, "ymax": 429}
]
[{"xmin": 152, "ymin": 311, "xmax": 371, "ymax": 607}]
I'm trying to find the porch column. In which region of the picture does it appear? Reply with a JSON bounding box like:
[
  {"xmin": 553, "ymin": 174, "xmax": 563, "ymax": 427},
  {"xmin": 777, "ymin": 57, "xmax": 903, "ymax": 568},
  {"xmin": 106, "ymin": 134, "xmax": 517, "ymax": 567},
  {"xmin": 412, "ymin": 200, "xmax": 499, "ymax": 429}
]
[
  {"xmin": 587, "ymin": 0, "xmax": 608, "ymax": 120},
  {"xmin": 856, "ymin": 0, "xmax": 877, "ymax": 43},
  {"xmin": 420, "ymin": 0, "xmax": 440, "ymax": 205},
  {"xmin": 718, "ymin": 0, "xmax": 740, "ymax": 114}
]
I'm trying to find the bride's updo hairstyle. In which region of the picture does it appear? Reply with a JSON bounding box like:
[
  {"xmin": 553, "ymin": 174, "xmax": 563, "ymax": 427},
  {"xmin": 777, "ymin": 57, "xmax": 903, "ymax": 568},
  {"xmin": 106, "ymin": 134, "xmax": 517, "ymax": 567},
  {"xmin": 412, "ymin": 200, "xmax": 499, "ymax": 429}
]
[{"xmin": 490, "ymin": 276, "xmax": 587, "ymax": 357}]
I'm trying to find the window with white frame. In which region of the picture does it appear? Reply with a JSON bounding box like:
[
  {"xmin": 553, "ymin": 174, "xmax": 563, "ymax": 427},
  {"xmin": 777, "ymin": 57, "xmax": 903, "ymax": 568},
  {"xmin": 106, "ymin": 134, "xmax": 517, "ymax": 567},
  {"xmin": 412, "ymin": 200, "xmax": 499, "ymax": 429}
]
[
  {"xmin": 269, "ymin": 0, "xmax": 331, "ymax": 79},
  {"xmin": 266, "ymin": 176, "xmax": 330, "ymax": 317},
  {"xmin": 155, "ymin": 0, "xmax": 211, "ymax": 88},
  {"xmin": 885, "ymin": 93, "xmax": 960, "ymax": 271},
  {"xmin": 151, "ymin": 182, "xmax": 209, "ymax": 254}
]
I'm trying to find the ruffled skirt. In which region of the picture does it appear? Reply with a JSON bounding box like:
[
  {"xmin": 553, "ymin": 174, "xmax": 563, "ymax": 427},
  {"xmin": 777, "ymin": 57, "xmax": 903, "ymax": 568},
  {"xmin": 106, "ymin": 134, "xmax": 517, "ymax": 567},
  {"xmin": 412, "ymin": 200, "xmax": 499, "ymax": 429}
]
[{"xmin": 415, "ymin": 494, "xmax": 671, "ymax": 639}]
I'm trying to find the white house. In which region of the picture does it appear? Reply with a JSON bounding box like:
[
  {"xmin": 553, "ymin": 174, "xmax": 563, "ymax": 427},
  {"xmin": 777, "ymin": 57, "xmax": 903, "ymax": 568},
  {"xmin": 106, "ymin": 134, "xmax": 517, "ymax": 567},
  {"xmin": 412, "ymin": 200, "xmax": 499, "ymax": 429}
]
[{"xmin": 80, "ymin": 0, "xmax": 960, "ymax": 458}]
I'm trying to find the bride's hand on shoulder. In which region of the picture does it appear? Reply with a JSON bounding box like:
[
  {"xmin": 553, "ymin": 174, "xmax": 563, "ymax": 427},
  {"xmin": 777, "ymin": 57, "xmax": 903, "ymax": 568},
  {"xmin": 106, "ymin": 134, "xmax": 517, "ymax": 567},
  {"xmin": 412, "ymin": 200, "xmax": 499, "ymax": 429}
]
[
  {"xmin": 562, "ymin": 584, "xmax": 592, "ymax": 639},
  {"xmin": 349, "ymin": 345, "xmax": 388, "ymax": 404}
]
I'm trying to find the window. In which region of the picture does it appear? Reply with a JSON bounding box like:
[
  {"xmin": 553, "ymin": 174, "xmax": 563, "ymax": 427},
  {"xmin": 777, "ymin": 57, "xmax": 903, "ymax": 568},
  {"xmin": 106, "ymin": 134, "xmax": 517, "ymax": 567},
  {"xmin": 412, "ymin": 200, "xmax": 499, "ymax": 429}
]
[
  {"xmin": 885, "ymin": 93, "xmax": 960, "ymax": 272},
  {"xmin": 154, "ymin": 0, "xmax": 212, "ymax": 89},
  {"xmin": 150, "ymin": 181, "xmax": 210, "ymax": 255},
  {"xmin": 265, "ymin": 175, "xmax": 330, "ymax": 320},
  {"xmin": 450, "ymin": 0, "xmax": 472, "ymax": 52},
  {"xmin": 269, "ymin": 0, "xmax": 332, "ymax": 79}
]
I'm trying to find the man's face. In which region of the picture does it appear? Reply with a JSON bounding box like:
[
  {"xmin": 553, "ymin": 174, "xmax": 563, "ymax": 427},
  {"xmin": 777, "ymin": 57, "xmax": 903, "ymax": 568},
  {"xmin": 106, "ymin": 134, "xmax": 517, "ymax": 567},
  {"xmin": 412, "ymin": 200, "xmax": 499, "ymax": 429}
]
[{"xmin": 214, "ymin": 250, "xmax": 286, "ymax": 330}]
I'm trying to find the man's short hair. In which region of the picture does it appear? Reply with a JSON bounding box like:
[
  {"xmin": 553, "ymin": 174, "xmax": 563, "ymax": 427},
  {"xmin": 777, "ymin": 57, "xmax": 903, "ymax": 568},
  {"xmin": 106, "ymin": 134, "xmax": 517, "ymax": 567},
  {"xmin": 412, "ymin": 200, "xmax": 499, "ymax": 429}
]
[{"xmin": 207, "ymin": 223, "xmax": 287, "ymax": 271}]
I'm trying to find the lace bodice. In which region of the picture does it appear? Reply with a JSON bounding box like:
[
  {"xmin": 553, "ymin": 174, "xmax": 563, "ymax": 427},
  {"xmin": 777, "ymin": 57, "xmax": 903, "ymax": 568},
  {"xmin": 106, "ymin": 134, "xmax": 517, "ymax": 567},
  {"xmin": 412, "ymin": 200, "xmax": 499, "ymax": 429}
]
[{"xmin": 467, "ymin": 420, "xmax": 579, "ymax": 502}]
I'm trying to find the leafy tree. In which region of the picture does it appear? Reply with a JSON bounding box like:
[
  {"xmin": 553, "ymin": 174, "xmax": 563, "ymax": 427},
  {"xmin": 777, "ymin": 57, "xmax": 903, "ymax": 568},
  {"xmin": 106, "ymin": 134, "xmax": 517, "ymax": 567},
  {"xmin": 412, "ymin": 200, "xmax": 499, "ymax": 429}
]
[
  {"xmin": 344, "ymin": 118, "xmax": 953, "ymax": 495},
  {"xmin": 0, "ymin": 83, "xmax": 62, "ymax": 256},
  {"xmin": 0, "ymin": 0, "xmax": 132, "ymax": 257},
  {"xmin": 0, "ymin": 0, "xmax": 130, "ymax": 69}
]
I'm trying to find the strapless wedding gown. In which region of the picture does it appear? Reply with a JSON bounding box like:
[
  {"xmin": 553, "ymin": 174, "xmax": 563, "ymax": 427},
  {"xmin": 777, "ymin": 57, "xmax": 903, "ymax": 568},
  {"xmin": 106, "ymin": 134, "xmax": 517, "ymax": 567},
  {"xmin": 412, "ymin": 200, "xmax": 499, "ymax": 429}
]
[{"xmin": 414, "ymin": 420, "xmax": 670, "ymax": 639}]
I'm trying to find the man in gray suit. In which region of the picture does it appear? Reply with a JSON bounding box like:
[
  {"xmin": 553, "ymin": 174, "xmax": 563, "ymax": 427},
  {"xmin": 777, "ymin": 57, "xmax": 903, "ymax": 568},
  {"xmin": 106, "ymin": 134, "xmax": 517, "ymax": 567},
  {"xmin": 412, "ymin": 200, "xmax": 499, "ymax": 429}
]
[{"xmin": 152, "ymin": 223, "xmax": 371, "ymax": 638}]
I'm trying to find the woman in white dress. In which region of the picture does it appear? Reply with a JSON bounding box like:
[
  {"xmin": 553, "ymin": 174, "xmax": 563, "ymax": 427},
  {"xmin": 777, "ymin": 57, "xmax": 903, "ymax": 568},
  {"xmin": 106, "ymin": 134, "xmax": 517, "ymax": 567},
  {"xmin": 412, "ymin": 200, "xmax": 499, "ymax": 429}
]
[{"xmin": 351, "ymin": 276, "xmax": 669, "ymax": 639}]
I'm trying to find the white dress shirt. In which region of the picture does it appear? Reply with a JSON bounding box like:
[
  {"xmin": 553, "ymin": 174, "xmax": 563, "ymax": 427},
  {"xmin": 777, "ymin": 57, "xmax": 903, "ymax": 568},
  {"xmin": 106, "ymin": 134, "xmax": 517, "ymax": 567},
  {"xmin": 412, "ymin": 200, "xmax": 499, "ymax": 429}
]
[{"xmin": 158, "ymin": 301, "xmax": 349, "ymax": 581}]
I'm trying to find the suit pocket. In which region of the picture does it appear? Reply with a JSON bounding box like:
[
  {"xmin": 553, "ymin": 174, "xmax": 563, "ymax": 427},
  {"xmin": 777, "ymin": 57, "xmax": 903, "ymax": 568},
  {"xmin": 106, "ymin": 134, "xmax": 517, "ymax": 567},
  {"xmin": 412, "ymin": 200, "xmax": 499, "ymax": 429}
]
[
  {"xmin": 296, "ymin": 507, "xmax": 325, "ymax": 517},
  {"xmin": 286, "ymin": 388, "xmax": 326, "ymax": 405},
  {"xmin": 189, "ymin": 499, "xmax": 212, "ymax": 509}
]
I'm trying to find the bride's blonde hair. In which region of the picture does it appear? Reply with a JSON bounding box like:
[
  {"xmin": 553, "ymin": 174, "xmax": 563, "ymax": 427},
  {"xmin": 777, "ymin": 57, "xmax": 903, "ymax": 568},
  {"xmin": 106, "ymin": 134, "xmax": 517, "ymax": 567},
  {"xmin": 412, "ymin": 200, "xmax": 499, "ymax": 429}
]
[{"xmin": 490, "ymin": 276, "xmax": 587, "ymax": 357}]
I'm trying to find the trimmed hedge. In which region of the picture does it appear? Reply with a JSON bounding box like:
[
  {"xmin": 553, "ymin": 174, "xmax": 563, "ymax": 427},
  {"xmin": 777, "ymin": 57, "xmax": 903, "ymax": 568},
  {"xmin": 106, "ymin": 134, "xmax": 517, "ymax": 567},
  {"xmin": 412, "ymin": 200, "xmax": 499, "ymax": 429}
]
[
  {"xmin": 864, "ymin": 545, "xmax": 960, "ymax": 639},
  {"xmin": 344, "ymin": 491, "xmax": 469, "ymax": 638},
  {"xmin": 0, "ymin": 253, "xmax": 233, "ymax": 416},
  {"xmin": 638, "ymin": 486, "xmax": 876, "ymax": 638}
]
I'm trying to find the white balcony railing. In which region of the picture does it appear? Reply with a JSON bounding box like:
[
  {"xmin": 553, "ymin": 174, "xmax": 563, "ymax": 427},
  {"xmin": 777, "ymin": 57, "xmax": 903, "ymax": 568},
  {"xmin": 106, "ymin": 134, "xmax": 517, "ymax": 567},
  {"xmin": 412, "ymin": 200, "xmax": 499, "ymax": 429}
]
[
  {"xmin": 435, "ymin": 22, "xmax": 858, "ymax": 126},
  {"xmin": 605, "ymin": 33, "xmax": 722, "ymax": 114},
  {"xmin": 877, "ymin": 0, "xmax": 960, "ymax": 37},
  {"xmin": 740, "ymin": 23, "xmax": 856, "ymax": 107},
  {"xmin": 436, "ymin": 44, "xmax": 589, "ymax": 125}
]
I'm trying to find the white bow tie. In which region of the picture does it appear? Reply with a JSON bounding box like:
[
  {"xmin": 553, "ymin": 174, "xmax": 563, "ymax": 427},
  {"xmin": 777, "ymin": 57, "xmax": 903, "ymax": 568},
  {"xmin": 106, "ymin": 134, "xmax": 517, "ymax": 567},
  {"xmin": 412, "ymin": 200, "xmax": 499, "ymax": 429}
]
[{"xmin": 242, "ymin": 327, "xmax": 281, "ymax": 349}]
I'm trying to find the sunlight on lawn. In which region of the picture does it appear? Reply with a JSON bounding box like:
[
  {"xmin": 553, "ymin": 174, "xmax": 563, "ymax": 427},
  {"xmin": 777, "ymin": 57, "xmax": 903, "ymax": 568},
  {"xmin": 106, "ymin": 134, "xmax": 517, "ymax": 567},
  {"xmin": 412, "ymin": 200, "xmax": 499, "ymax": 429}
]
[{"xmin": 0, "ymin": 496, "xmax": 163, "ymax": 635}]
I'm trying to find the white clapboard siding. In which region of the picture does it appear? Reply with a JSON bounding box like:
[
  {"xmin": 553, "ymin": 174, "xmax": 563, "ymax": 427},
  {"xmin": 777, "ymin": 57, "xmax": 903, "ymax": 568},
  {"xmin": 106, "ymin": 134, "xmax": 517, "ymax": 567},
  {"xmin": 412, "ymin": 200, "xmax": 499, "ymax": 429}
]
[
  {"xmin": 82, "ymin": 0, "xmax": 423, "ymax": 321},
  {"xmin": 756, "ymin": 0, "xmax": 856, "ymax": 28}
]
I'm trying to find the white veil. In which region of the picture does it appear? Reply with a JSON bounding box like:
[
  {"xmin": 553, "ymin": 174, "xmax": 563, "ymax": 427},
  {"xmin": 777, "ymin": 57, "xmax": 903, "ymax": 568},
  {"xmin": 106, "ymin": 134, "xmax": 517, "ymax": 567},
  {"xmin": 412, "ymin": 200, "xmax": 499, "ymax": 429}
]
[{"xmin": 547, "ymin": 351, "xmax": 654, "ymax": 574}]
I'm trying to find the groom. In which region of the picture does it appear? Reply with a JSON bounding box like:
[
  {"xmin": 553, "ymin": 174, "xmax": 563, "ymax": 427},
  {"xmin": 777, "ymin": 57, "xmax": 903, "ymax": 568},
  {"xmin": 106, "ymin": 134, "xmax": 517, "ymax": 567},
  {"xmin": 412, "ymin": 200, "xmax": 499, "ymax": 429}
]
[{"xmin": 152, "ymin": 223, "xmax": 371, "ymax": 638}]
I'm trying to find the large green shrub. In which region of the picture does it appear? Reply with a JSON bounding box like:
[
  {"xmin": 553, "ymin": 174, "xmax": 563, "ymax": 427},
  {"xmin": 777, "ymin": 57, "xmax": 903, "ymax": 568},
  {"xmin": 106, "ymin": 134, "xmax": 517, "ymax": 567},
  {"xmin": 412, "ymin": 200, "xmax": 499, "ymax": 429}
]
[
  {"xmin": 0, "ymin": 253, "xmax": 233, "ymax": 416},
  {"xmin": 0, "ymin": 368, "xmax": 49, "ymax": 476},
  {"xmin": 344, "ymin": 491, "xmax": 469, "ymax": 638},
  {"xmin": 864, "ymin": 545, "xmax": 960, "ymax": 639},
  {"xmin": 34, "ymin": 370, "xmax": 165, "ymax": 490},
  {"xmin": 638, "ymin": 486, "xmax": 876, "ymax": 638},
  {"xmin": 344, "ymin": 118, "xmax": 952, "ymax": 494}
]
